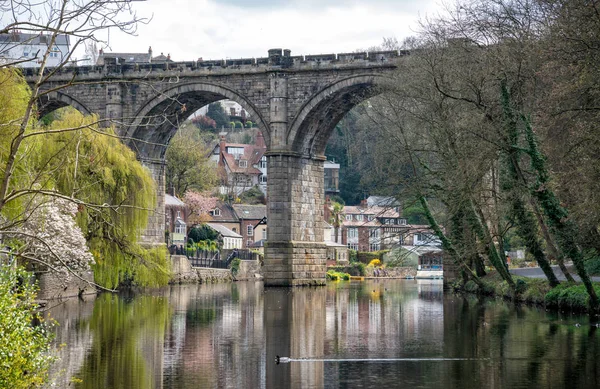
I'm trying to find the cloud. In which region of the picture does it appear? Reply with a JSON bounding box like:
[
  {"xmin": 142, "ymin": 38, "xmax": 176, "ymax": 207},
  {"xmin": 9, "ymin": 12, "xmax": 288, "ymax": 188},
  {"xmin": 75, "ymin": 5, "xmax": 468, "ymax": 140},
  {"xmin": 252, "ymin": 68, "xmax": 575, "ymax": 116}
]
[{"xmin": 96, "ymin": 0, "xmax": 443, "ymax": 61}]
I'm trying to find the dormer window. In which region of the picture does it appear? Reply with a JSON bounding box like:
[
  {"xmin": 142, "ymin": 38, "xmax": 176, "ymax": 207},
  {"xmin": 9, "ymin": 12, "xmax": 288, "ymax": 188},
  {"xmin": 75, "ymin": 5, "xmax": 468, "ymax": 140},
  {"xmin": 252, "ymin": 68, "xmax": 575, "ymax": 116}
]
[
  {"xmin": 239, "ymin": 160, "xmax": 247, "ymax": 168},
  {"xmin": 345, "ymin": 215, "xmax": 352, "ymax": 221},
  {"xmin": 212, "ymin": 208, "xmax": 221, "ymax": 216},
  {"xmin": 356, "ymin": 214, "xmax": 363, "ymax": 221}
]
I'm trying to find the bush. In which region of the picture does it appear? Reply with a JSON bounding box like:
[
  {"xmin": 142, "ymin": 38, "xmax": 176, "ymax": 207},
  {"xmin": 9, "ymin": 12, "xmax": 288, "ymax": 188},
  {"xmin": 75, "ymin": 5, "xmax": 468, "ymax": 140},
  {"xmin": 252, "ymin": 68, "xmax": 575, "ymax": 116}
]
[
  {"xmin": 0, "ymin": 265, "xmax": 55, "ymax": 389},
  {"xmin": 357, "ymin": 250, "xmax": 389, "ymax": 264},
  {"xmin": 326, "ymin": 270, "xmax": 350, "ymax": 281},
  {"xmin": 230, "ymin": 257, "xmax": 241, "ymax": 277},
  {"xmin": 368, "ymin": 259, "xmax": 381, "ymax": 267},
  {"xmin": 545, "ymin": 283, "xmax": 600, "ymax": 311},
  {"xmin": 348, "ymin": 249, "xmax": 358, "ymax": 263},
  {"xmin": 329, "ymin": 263, "xmax": 365, "ymax": 276}
]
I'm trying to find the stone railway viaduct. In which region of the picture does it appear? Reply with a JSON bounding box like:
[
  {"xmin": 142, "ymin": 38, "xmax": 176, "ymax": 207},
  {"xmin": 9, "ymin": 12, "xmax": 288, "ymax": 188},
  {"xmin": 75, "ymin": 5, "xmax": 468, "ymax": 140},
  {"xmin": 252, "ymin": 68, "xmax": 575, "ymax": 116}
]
[{"xmin": 26, "ymin": 48, "xmax": 404, "ymax": 286}]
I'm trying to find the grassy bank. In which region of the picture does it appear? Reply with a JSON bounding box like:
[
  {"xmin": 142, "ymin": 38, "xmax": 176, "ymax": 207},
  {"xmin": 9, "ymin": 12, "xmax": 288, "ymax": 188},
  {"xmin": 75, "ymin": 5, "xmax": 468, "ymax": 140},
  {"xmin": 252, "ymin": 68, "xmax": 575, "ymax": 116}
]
[{"xmin": 452, "ymin": 272, "xmax": 600, "ymax": 312}]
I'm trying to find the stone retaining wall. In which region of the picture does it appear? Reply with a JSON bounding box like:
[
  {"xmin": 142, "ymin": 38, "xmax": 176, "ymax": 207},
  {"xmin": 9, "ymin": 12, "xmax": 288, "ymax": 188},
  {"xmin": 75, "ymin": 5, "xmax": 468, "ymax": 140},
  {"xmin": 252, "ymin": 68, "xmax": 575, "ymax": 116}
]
[
  {"xmin": 36, "ymin": 269, "xmax": 96, "ymax": 300},
  {"xmin": 364, "ymin": 266, "xmax": 416, "ymax": 278},
  {"xmin": 236, "ymin": 260, "xmax": 263, "ymax": 281},
  {"xmin": 170, "ymin": 255, "xmax": 232, "ymax": 284}
]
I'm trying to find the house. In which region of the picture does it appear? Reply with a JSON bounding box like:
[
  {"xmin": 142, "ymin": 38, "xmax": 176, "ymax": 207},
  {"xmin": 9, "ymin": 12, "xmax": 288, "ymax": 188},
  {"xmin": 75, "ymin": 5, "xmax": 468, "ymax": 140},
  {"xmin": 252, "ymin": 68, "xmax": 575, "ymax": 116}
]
[
  {"xmin": 165, "ymin": 194, "xmax": 187, "ymax": 245},
  {"xmin": 0, "ymin": 32, "xmax": 70, "ymax": 68},
  {"xmin": 96, "ymin": 46, "xmax": 172, "ymax": 65},
  {"xmin": 212, "ymin": 132, "xmax": 267, "ymax": 195},
  {"xmin": 210, "ymin": 132, "xmax": 340, "ymax": 196},
  {"xmin": 205, "ymin": 223, "xmax": 242, "ymax": 249},
  {"xmin": 324, "ymin": 222, "xmax": 349, "ymax": 264},
  {"xmin": 334, "ymin": 198, "xmax": 439, "ymax": 253},
  {"xmin": 232, "ymin": 204, "xmax": 267, "ymax": 249},
  {"xmin": 207, "ymin": 201, "xmax": 267, "ymax": 249}
]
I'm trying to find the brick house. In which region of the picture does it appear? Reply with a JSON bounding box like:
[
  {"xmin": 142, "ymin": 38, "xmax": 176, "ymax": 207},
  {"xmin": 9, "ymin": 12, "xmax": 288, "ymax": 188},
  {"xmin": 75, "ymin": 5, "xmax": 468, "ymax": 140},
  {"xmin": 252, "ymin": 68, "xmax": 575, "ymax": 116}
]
[{"xmin": 207, "ymin": 202, "xmax": 267, "ymax": 249}]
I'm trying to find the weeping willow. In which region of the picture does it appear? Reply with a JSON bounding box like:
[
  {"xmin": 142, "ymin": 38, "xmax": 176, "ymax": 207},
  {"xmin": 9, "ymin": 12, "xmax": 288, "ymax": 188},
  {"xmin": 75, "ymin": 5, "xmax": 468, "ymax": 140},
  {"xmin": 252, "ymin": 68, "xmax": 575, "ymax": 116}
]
[{"xmin": 36, "ymin": 109, "xmax": 170, "ymax": 288}]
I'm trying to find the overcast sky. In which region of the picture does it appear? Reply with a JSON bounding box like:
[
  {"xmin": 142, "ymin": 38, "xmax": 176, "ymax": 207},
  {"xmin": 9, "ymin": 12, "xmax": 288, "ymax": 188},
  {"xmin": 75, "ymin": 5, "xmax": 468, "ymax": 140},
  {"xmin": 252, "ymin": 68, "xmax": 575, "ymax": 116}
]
[{"xmin": 104, "ymin": 0, "xmax": 444, "ymax": 61}]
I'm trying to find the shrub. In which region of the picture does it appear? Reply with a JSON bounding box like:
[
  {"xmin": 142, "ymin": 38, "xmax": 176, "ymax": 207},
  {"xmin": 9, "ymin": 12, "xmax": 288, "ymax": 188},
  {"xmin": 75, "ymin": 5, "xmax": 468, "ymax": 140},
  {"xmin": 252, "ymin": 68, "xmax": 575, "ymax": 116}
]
[
  {"xmin": 230, "ymin": 257, "xmax": 241, "ymax": 277},
  {"xmin": 0, "ymin": 265, "xmax": 55, "ymax": 389},
  {"xmin": 368, "ymin": 259, "xmax": 381, "ymax": 267},
  {"xmin": 584, "ymin": 255, "xmax": 600, "ymax": 276},
  {"xmin": 326, "ymin": 270, "xmax": 350, "ymax": 281}
]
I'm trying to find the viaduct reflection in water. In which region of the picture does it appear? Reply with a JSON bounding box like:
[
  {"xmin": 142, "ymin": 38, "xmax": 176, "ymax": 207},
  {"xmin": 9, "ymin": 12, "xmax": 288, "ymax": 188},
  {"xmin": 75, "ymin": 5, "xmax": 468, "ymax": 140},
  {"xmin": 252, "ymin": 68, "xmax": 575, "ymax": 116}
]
[{"xmin": 45, "ymin": 280, "xmax": 600, "ymax": 388}]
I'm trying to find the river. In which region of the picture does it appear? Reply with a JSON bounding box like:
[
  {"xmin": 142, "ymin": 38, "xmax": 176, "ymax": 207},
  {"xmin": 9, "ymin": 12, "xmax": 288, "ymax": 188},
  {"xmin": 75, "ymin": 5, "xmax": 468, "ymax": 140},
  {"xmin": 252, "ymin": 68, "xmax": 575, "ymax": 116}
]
[{"xmin": 44, "ymin": 279, "xmax": 600, "ymax": 388}]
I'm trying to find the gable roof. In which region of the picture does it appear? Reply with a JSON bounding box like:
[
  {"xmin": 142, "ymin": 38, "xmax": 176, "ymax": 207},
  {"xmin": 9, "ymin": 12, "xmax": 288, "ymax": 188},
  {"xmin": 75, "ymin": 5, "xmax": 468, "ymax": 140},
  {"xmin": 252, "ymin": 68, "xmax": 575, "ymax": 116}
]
[
  {"xmin": 208, "ymin": 201, "xmax": 238, "ymax": 222},
  {"xmin": 206, "ymin": 223, "xmax": 242, "ymax": 238},
  {"xmin": 232, "ymin": 204, "xmax": 266, "ymax": 220},
  {"xmin": 165, "ymin": 194, "xmax": 185, "ymax": 207}
]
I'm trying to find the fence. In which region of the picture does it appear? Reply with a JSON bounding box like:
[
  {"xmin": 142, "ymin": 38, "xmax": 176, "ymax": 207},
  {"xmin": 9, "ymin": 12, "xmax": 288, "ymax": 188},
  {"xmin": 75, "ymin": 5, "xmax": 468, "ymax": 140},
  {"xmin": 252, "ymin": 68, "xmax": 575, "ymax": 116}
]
[{"xmin": 169, "ymin": 246, "xmax": 256, "ymax": 269}]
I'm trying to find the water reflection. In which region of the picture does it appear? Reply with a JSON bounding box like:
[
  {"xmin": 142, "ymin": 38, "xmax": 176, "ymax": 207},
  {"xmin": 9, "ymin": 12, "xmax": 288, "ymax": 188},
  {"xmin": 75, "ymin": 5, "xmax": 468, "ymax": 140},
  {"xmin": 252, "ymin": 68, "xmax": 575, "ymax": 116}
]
[{"xmin": 45, "ymin": 280, "xmax": 600, "ymax": 388}]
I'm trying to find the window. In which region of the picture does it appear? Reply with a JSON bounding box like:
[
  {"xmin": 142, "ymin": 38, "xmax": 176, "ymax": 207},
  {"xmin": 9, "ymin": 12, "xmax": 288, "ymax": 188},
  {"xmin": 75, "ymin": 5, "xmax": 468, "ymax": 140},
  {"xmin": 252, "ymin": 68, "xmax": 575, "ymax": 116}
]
[
  {"xmin": 399, "ymin": 219, "xmax": 407, "ymax": 225},
  {"xmin": 239, "ymin": 160, "xmax": 248, "ymax": 168},
  {"xmin": 368, "ymin": 215, "xmax": 374, "ymax": 221},
  {"xmin": 176, "ymin": 210, "xmax": 181, "ymax": 218},
  {"xmin": 232, "ymin": 227, "xmax": 237, "ymax": 233},
  {"xmin": 262, "ymin": 228, "xmax": 267, "ymax": 240},
  {"xmin": 369, "ymin": 228, "xmax": 380, "ymax": 238},
  {"xmin": 347, "ymin": 243, "xmax": 359, "ymax": 250},
  {"xmin": 356, "ymin": 214, "xmax": 363, "ymax": 221},
  {"xmin": 247, "ymin": 224, "xmax": 253, "ymax": 236},
  {"xmin": 369, "ymin": 243, "xmax": 380, "ymax": 252},
  {"xmin": 247, "ymin": 239, "xmax": 253, "ymax": 247},
  {"xmin": 259, "ymin": 175, "xmax": 267, "ymax": 184},
  {"xmin": 347, "ymin": 228, "xmax": 358, "ymax": 239},
  {"xmin": 212, "ymin": 208, "xmax": 221, "ymax": 216},
  {"xmin": 259, "ymin": 157, "xmax": 267, "ymax": 169},
  {"xmin": 345, "ymin": 214, "xmax": 352, "ymax": 221},
  {"xmin": 175, "ymin": 224, "xmax": 186, "ymax": 234}
]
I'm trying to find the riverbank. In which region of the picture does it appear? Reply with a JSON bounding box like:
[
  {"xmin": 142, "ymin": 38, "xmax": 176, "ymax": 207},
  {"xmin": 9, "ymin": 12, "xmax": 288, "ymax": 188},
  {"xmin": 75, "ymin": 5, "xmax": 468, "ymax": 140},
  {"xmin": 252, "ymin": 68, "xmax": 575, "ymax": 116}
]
[{"xmin": 452, "ymin": 271, "xmax": 600, "ymax": 313}]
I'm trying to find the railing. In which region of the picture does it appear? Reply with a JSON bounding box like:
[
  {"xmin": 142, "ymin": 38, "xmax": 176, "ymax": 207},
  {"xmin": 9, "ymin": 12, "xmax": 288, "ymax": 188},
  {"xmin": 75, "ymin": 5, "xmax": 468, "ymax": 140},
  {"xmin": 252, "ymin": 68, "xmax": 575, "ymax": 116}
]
[{"xmin": 169, "ymin": 245, "xmax": 256, "ymax": 268}]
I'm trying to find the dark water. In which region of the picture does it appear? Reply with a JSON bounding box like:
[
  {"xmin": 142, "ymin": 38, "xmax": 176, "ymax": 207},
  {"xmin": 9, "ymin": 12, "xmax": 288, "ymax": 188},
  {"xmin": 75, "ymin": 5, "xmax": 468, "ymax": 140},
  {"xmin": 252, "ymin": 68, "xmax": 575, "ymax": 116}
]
[{"xmin": 45, "ymin": 280, "xmax": 600, "ymax": 388}]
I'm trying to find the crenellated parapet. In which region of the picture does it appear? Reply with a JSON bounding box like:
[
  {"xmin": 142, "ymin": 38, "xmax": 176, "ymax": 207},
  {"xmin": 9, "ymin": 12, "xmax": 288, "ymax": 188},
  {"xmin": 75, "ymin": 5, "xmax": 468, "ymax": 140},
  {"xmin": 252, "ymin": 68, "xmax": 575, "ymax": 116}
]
[{"xmin": 22, "ymin": 48, "xmax": 406, "ymax": 81}]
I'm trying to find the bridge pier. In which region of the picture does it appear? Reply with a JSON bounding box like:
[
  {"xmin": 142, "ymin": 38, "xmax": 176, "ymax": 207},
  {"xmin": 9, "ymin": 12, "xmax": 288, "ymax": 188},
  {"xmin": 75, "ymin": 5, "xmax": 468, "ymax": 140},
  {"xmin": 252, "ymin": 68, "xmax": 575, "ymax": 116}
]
[
  {"xmin": 264, "ymin": 153, "xmax": 327, "ymax": 286},
  {"xmin": 140, "ymin": 159, "xmax": 166, "ymax": 247}
]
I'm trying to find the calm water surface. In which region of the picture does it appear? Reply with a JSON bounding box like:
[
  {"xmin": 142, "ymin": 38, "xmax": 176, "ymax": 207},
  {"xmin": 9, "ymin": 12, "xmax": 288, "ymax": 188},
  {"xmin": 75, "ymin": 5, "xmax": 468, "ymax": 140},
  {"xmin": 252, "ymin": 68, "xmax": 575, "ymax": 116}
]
[{"xmin": 45, "ymin": 280, "xmax": 600, "ymax": 388}]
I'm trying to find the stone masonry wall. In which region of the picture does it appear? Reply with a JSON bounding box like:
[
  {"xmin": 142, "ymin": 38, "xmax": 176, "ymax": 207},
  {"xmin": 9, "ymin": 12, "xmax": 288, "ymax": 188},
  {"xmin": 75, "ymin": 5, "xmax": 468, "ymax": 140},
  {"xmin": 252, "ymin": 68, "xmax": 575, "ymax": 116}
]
[{"xmin": 264, "ymin": 154, "xmax": 327, "ymax": 286}]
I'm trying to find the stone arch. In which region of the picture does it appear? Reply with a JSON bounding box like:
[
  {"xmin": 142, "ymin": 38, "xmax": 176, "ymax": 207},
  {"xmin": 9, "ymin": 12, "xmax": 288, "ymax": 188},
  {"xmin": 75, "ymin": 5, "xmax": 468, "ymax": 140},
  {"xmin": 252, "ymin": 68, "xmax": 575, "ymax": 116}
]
[
  {"xmin": 37, "ymin": 92, "xmax": 92, "ymax": 118},
  {"xmin": 126, "ymin": 82, "xmax": 270, "ymax": 160},
  {"xmin": 287, "ymin": 74, "xmax": 391, "ymax": 157}
]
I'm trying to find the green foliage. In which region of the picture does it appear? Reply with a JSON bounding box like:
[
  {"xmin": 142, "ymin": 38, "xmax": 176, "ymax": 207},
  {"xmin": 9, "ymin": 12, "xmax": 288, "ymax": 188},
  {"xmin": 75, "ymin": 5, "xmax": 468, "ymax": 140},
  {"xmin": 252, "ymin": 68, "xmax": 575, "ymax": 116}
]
[
  {"xmin": 0, "ymin": 265, "xmax": 55, "ymax": 389},
  {"xmin": 239, "ymin": 186, "xmax": 266, "ymax": 204},
  {"xmin": 544, "ymin": 284, "xmax": 600, "ymax": 311},
  {"xmin": 584, "ymin": 254, "xmax": 600, "ymax": 276},
  {"xmin": 403, "ymin": 202, "xmax": 427, "ymax": 224},
  {"xmin": 326, "ymin": 270, "xmax": 350, "ymax": 281},
  {"xmin": 329, "ymin": 263, "xmax": 365, "ymax": 276},
  {"xmin": 75, "ymin": 293, "xmax": 171, "ymax": 388},
  {"xmin": 206, "ymin": 102, "xmax": 230, "ymax": 130},
  {"xmin": 230, "ymin": 257, "xmax": 241, "ymax": 277},
  {"xmin": 241, "ymin": 133, "xmax": 252, "ymax": 144},
  {"xmin": 189, "ymin": 224, "xmax": 219, "ymax": 243},
  {"xmin": 36, "ymin": 110, "xmax": 170, "ymax": 289},
  {"xmin": 234, "ymin": 121, "xmax": 243, "ymax": 129},
  {"xmin": 245, "ymin": 121, "xmax": 253, "ymax": 128},
  {"xmin": 348, "ymin": 249, "xmax": 358, "ymax": 263},
  {"xmin": 165, "ymin": 123, "xmax": 218, "ymax": 196},
  {"xmin": 357, "ymin": 250, "xmax": 389, "ymax": 264}
]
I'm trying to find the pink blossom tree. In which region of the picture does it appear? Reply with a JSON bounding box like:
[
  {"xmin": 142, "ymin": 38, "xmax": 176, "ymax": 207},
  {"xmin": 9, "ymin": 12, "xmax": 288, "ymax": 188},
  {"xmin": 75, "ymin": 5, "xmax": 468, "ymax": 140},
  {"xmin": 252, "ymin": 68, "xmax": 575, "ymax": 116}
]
[{"xmin": 183, "ymin": 191, "xmax": 218, "ymax": 225}]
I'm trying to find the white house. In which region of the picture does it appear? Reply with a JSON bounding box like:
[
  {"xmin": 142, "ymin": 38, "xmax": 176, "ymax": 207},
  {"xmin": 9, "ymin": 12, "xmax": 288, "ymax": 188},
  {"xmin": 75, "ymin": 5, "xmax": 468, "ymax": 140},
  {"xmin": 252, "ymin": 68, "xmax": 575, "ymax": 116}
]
[
  {"xmin": 0, "ymin": 32, "xmax": 70, "ymax": 68},
  {"xmin": 206, "ymin": 223, "xmax": 242, "ymax": 249}
]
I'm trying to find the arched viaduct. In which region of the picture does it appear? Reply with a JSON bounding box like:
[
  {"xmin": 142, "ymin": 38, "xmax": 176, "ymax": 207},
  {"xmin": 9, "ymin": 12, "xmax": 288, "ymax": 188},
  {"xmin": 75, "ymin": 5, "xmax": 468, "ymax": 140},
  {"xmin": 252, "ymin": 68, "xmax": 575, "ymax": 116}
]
[{"xmin": 26, "ymin": 48, "xmax": 402, "ymax": 286}]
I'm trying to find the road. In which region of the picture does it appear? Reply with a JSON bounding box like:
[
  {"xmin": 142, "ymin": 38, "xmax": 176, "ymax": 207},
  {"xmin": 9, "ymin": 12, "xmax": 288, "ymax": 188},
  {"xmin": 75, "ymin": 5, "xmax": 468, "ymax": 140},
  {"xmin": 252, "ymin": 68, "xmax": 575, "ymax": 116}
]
[{"xmin": 510, "ymin": 265, "xmax": 600, "ymax": 282}]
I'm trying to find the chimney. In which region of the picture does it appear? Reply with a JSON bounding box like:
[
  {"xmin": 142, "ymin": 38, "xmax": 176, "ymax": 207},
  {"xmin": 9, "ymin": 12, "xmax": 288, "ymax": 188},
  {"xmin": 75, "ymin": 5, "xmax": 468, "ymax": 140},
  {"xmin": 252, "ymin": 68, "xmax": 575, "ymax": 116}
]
[
  {"xmin": 360, "ymin": 199, "xmax": 368, "ymax": 208},
  {"xmin": 168, "ymin": 186, "xmax": 175, "ymax": 197},
  {"xmin": 255, "ymin": 131, "xmax": 266, "ymax": 148},
  {"xmin": 218, "ymin": 132, "xmax": 227, "ymax": 167},
  {"xmin": 324, "ymin": 196, "xmax": 332, "ymax": 224},
  {"xmin": 148, "ymin": 46, "xmax": 152, "ymax": 63}
]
